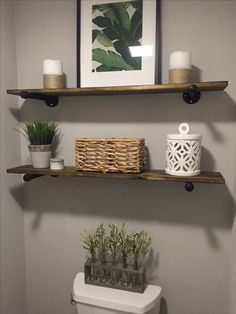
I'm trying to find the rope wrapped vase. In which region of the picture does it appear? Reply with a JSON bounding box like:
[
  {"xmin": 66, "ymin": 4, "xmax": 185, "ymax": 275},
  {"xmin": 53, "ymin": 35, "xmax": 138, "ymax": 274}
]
[
  {"xmin": 75, "ymin": 138, "xmax": 145, "ymax": 173},
  {"xmin": 165, "ymin": 123, "xmax": 202, "ymax": 176}
]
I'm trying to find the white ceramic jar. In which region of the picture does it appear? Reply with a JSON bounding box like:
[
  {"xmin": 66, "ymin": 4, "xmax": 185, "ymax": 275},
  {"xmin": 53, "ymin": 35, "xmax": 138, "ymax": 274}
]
[
  {"xmin": 165, "ymin": 123, "xmax": 202, "ymax": 176},
  {"xmin": 50, "ymin": 158, "xmax": 64, "ymax": 170}
]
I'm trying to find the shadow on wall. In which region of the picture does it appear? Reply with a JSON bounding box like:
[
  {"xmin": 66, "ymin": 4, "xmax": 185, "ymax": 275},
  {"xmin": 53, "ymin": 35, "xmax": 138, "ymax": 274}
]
[
  {"xmin": 10, "ymin": 176, "xmax": 234, "ymax": 240},
  {"xmin": 160, "ymin": 297, "xmax": 168, "ymax": 314},
  {"xmin": 9, "ymin": 90, "xmax": 236, "ymax": 126}
]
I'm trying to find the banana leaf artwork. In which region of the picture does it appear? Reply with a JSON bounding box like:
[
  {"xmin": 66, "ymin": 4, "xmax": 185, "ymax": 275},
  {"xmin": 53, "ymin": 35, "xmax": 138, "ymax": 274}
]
[
  {"xmin": 78, "ymin": 0, "xmax": 159, "ymax": 87},
  {"xmin": 92, "ymin": 0, "xmax": 143, "ymax": 72}
]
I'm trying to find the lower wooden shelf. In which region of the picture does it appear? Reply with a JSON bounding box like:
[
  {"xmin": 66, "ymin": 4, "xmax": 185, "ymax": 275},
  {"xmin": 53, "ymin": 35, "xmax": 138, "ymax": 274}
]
[{"xmin": 6, "ymin": 165, "xmax": 225, "ymax": 192}]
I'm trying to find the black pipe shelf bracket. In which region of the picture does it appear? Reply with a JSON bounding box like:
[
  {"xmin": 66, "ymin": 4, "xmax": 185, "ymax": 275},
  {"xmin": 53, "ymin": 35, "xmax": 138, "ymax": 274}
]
[
  {"xmin": 23, "ymin": 174, "xmax": 59, "ymax": 182},
  {"xmin": 20, "ymin": 91, "xmax": 59, "ymax": 107},
  {"xmin": 185, "ymin": 182, "xmax": 194, "ymax": 192},
  {"xmin": 183, "ymin": 84, "xmax": 201, "ymax": 104},
  {"xmin": 22, "ymin": 173, "xmax": 195, "ymax": 192},
  {"xmin": 23, "ymin": 174, "xmax": 45, "ymax": 182}
]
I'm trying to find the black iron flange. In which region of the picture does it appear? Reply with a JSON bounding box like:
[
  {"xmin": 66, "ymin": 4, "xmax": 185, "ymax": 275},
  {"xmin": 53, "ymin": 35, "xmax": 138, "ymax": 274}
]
[
  {"xmin": 183, "ymin": 84, "xmax": 201, "ymax": 104},
  {"xmin": 185, "ymin": 182, "xmax": 194, "ymax": 192}
]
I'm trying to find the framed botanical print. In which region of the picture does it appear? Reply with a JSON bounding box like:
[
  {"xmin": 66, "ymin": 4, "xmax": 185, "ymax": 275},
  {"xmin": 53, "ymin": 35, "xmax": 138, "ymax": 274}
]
[{"xmin": 77, "ymin": 0, "xmax": 160, "ymax": 87}]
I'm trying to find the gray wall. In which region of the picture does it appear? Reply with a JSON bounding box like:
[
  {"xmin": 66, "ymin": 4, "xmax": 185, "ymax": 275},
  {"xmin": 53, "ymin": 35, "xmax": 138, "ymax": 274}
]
[
  {"xmin": 0, "ymin": 2, "xmax": 27, "ymax": 314},
  {"xmin": 7, "ymin": 1, "xmax": 236, "ymax": 314}
]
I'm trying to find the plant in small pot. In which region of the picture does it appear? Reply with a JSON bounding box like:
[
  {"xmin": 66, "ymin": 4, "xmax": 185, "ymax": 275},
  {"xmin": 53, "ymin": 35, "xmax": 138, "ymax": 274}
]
[
  {"xmin": 108, "ymin": 224, "xmax": 120, "ymax": 266},
  {"xmin": 108, "ymin": 224, "xmax": 120, "ymax": 284},
  {"xmin": 20, "ymin": 121, "xmax": 59, "ymax": 168},
  {"xmin": 81, "ymin": 229, "xmax": 99, "ymax": 281},
  {"xmin": 96, "ymin": 223, "xmax": 110, "ymax": 282},
  {"xmin": 131, "ymin": 231, "xmax": 151, "ymax": 288},
  {"xmin": 118, "ymin": 223, "xmax": 133, "ymax": 286}
]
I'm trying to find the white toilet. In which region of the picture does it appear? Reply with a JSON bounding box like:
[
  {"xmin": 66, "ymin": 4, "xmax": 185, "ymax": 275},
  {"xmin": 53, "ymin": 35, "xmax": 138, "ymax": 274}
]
[{"xmin": 72, "ymin": 272, "xmax": 162, "ymax": 314}]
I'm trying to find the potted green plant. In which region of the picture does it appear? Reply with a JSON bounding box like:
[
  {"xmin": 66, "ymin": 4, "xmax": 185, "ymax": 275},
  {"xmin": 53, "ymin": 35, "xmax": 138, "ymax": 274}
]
[
  {"xmin": 96, "ymin": 223, "xmax": 110, "ymax": 282},
  {"xmin": 118, "ymin": 223, "xmax": 133, "ymax": 286},
  {"xmin": 118, "ymin": 223, "xmax": 133, "ymax": 269},
  {"xmin": 20, "ymin": 121, "xmax": 59, "ymax": 168},
  {"xmin": 131, "ymin": 231, "xmax": 151, "ymax": 288},
  {"xmin": 108, "ymin": 224, "xmax": 120, "ymax": 284},
  {"xmin": 131, "ymin": 231, "xmax": 151, "ymax": 271},
  {"xmin": 81, "ymin": 229, "xmax": 99, "ymax": 280},
  {"xmin": 108, "ymin": 224, "xmax": 120, "ymax": 266},
  {"xmin": 96, "ymin": 224, "xmax": 110, "ymax": 264}
]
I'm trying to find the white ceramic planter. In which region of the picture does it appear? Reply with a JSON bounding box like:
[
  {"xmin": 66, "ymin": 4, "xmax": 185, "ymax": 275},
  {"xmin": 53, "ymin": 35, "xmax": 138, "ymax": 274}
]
[{"xmin": 28, "ymin": 144, "xmax": 52, "ymax": 168}]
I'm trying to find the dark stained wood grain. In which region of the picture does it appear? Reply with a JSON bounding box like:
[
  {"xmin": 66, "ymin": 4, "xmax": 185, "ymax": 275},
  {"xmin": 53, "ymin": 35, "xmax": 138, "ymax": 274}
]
[
  {"xmin": 7, "ymin": 81, "xmax": 228, "ymax": 97},
  {"xmin": 6, "ymin": 165, "xmax": 225, "ymax": 185}
]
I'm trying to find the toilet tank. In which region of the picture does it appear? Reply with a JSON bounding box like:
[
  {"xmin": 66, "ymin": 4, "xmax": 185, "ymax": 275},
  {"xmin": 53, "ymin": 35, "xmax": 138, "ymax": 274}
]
[{"xmin": 72, "ymin": 272, "xmax": 162, "ymax": 314}]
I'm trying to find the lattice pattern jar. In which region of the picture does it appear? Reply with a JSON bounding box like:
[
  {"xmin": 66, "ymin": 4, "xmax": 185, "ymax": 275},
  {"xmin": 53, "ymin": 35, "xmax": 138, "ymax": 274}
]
[{"xmin": 165, "ymin": 123, "xmax": 202, "ymax": 176}]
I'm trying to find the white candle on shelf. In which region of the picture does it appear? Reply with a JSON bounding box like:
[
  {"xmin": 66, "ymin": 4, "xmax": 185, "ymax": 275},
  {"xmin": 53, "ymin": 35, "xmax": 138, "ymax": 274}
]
[
  {"xmin": 170, "ymin": 51, "xmax": 191, "ymax": 70},
  {"xmin": 43, "ymin": 59, "xmax": 63, "ymax": 75},
  {"xmin": 43, "ymin": 59, "xmax": 64, "ymax": 88},
  {"xmin": 169, "ymin": 51, "xmax": 192, "ymax": 83}
]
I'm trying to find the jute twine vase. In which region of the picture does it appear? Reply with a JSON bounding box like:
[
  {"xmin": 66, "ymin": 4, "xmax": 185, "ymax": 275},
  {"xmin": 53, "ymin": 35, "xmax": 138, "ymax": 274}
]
[
  {"xmin": 168, "ymin": 69, "xmax": 191, "ymax": 84},
  {"xmin": 43, "ymin": 74, "xmax": 65, "ymax": 89}
]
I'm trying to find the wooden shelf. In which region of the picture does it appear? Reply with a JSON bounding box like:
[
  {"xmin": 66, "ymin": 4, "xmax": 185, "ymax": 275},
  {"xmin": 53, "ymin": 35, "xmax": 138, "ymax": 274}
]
[
  {"xmin": 7, "ymin": 165, "xmax": 225, "ymax": 191},
  {"xmin": 7, "ymin": 81, "xmax": 228, "ymax": 97}
]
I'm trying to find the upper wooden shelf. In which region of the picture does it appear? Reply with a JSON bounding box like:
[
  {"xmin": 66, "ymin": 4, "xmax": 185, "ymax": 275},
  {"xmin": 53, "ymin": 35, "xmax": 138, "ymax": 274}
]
[
  {"xmin": 7, "ymin": 81, "xmax": 228, "ymax": 97},
  {"xmin": 7, "ymin": 165, "xmax": 225, "ymax": 192},
  {"xmin": 6, "ymin": 81, "xmax": 228, "ymax": 107}
]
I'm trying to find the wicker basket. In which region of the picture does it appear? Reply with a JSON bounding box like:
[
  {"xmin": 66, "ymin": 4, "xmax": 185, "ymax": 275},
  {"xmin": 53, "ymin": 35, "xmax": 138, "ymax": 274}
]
[{"xmin": 75, "ymin": 138, "xmax": 145, "ymax": 173}]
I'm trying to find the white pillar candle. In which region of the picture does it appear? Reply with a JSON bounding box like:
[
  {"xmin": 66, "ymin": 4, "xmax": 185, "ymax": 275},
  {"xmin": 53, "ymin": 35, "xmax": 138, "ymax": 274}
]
[
  {"xmin": 43, "ymin": 59, "xmax": 63, "ymax": 75},
  {"xmin": 170, "ymin": 51, "xmax": 191, "ymax": 70}
]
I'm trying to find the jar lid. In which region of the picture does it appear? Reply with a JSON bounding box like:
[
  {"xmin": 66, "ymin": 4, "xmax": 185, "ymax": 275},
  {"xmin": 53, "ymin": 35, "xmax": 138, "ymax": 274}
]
[
  {"xmin": 50, "ymin": 158, "xmax": 64, "ymax": 162},
  {"xmin": 167, "ymin": 123, "xmax": 202, "ymax": 140}
]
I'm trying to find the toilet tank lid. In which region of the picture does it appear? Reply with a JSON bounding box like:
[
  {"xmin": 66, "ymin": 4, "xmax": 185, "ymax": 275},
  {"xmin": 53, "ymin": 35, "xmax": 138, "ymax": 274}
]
[{"xmin": 72, "ymin": 272, "xmax": 162, "ymax": 314}]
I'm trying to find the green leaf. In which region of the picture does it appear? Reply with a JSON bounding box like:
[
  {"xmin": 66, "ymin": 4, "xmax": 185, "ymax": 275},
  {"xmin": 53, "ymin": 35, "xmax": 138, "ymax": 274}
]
[
  {"xmin": 135, "ymin": 24, "xmax": 142, "ymax": 41},
  {"xmin": 94, "ymin": 30, "xmax": 114, "ymax": 47},
  {"xmin": 130, "ymin": 10, "xmax": 142, "ymax": 40},
  {"xmin": 92, "ymin": 30, "xmax": 99, "ymax": 43},
  {"xmin": 92, "ymin": 16, "xmax": 112, "ymax": 28},
  {"xmin": 103, "ymin": 27, "xmax": 120, "ymax": 41},
  {"xmin": 93, "ymin": 4, "xmax": 110, "ymax": 12},
  {"xmin": 92, "ymin": 48, "xmax": 134, "ymax": 71},
  {"xmin": 104, "ymin": 8, "xmax": 118, "ymax": 25},
  {"xmin": 111, "ymin": 22, "xmax": 140, "ymax": 46},
  {"xmin": 124, "ymin": 2, "xmax": 131, "ymax": 9},
  {"xmin": 112, "ymin": 3, "xmax": 131, "ymax": 31},
  {"xmin": 96, "ymin": 65, "xmax": 120, "ymax": 72},
  {"xmin": 96, "ymin": 19, "xmax": 140, "ymax": 47},
  {"xmin": 130, "ymin": 0, "xmax": 143, "ymax": 13},
  {"xmin": 92, "ymin": 7, "xmax": 98, "ymax": 14},
  {"xmin": 113, "ymin": 40, "xmax": 141, "ymax": 70}
]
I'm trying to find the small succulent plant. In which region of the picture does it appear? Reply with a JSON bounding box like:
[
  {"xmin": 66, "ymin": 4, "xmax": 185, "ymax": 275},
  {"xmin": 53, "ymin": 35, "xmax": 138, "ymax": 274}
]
[{"xmin": 19, "ymin": 121, "xmax": 60, "ymax": 145}]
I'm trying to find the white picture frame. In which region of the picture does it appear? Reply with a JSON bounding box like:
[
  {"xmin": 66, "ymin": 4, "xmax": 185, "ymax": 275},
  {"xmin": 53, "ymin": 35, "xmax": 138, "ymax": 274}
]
[{"xmin": 77, "ymin": 0, "xmax": 160, "ymax": 87}]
